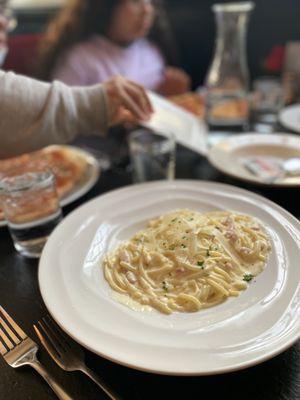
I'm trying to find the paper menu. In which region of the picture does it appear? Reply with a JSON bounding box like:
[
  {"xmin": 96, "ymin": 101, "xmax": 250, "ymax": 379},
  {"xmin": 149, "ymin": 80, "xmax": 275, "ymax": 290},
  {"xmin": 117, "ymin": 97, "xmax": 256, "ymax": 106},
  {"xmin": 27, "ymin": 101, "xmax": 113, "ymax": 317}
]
[{"xmin": 142, "ymin": 91, "xmax": 208, "ymax": 156}]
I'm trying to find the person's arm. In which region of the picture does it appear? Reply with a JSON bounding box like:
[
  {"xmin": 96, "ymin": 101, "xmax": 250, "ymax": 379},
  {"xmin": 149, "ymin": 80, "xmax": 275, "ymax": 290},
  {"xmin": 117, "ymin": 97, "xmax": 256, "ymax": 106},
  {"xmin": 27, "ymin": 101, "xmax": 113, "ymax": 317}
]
[
  {"xmin": 0, "ymin": 71, "xmax": 107, "ymax": 158},
  {"xmin": 0, "ymin": 72, "xmax": 152, "ymax": 159}
]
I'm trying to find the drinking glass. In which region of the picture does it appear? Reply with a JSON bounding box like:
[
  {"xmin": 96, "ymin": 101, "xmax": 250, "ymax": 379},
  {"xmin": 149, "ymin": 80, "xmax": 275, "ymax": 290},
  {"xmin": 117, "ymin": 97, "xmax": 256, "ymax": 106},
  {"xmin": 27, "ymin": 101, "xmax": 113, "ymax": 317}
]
[
  {"xmin": 0, "ymin": 170, "xmax": 63, "ymax": 258},
  {"xmin": 128, "ymin": 130, "xmax": 176, "ymax": 183},
  {"xmin": 0, "ymin": 0, "xmax": 17, "ymax": 30},
  {"xmin": 251, "ymin": 77, "xmax": 284, "ymax": 132},
  {"xmin": 0, "ymin": 1, "xmax": 17, "ymax": 66}
]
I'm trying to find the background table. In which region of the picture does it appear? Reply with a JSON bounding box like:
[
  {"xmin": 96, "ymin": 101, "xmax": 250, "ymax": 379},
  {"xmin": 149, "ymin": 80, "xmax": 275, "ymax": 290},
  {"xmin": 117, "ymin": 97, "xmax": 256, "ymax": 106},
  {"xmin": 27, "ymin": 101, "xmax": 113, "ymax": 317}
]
[{"xmin": 0, "ymin": 135, "xmax": 299, "ymax": 400}]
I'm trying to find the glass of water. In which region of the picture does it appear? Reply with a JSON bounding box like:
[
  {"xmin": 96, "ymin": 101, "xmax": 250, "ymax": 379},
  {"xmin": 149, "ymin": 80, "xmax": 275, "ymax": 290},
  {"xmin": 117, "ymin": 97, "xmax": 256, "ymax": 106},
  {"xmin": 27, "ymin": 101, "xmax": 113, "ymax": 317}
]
[
  {"xmin": 0, "ymin": 170, "xmax": 63, "ymax": 258},
  {"xmin": 251, "ymin": 76, "xmax": 284, "ymax": 132},
  {"xmin": 128, "ymin": 130, "xmax": 176, "ymax": 183},
  {"xmin": 0, "ymin": 1, "xmax": 17, "ymax": 66}
]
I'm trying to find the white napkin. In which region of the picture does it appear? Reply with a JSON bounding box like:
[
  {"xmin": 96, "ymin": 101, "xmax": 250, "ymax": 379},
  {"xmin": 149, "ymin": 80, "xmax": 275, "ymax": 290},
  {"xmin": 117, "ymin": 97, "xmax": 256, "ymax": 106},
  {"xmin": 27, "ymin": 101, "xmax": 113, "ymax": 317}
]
[{"xmin": 142, "ymin": 91, "xmax": 208, "ymax": 156}]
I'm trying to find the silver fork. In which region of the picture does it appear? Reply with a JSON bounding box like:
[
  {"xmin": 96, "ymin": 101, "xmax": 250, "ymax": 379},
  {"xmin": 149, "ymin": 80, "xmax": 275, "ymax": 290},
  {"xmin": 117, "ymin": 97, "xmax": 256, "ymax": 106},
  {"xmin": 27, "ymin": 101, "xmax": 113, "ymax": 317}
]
[
  {"xmin": 34, "ymin": 316, "xmax": 121, "ymax": 400},
  {"xmin": 0, "ymin": 306, "xmax": 73, "ymax": 400}
]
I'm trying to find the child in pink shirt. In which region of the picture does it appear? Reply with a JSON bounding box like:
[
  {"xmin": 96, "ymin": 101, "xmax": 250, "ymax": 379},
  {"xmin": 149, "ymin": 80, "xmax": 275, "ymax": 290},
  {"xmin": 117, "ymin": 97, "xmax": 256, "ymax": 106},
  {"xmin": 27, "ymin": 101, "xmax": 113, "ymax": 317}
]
[{"xmin": 38, "ymin": 0, "xmax": 190, "ymax": 96}]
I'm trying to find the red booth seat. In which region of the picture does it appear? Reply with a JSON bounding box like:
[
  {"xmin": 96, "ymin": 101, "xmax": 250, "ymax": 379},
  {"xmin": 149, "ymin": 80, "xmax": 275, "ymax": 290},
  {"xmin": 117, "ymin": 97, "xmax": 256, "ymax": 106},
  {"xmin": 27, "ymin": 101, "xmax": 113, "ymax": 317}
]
[{"xmin": 3, "ymin": 34, "xmax": 42, "ymax": 78}]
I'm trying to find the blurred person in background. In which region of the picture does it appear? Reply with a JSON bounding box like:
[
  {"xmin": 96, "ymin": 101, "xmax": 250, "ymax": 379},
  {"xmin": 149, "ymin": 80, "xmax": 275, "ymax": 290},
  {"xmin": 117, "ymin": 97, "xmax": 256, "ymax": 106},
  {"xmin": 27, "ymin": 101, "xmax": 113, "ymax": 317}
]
[
  {"xmin": 37, "ymin": 0, "xmax": 190, "ymax": 96},
  {"xmin": 0, "ymin": 12, "xmax": 152, "ymax": 158}
]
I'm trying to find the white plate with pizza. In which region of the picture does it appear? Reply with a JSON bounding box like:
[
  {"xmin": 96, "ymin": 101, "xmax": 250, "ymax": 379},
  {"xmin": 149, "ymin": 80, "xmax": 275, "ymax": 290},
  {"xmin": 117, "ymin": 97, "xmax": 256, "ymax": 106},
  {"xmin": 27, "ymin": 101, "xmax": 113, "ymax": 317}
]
[{"xmin": 0, "ymin": 145, "xmax": 100, "ymax": 227}]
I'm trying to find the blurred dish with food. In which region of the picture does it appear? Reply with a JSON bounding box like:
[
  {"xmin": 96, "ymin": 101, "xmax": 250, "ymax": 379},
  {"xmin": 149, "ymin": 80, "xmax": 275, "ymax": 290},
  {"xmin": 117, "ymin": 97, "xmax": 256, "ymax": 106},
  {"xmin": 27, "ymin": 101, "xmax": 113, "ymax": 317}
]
[
  {"xmin": 0, "ymin": 145, "xmax": 100, "ymax": 226},
  {"xmin": 208, "ymin": 133, "xmax": 300, "ymax": 186}
]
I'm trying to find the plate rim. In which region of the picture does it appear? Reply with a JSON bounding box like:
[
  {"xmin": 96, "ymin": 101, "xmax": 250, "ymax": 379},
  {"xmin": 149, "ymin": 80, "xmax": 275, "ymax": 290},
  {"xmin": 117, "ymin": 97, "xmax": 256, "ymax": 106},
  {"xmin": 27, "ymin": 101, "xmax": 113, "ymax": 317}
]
[
  {"xmin": 0, "ymin": 144, "xmax": 100, "ymax": 228},
  {"xmin": 279, "ymin": 104, "xmax": 300, "ymax": 133},
  {"xmin": 208, "ymin": 132, "xmax": 300, "ymax": 187},
  {"xmin": 38, "ymin": 179, "xmax": 300, "ymax": 375}
]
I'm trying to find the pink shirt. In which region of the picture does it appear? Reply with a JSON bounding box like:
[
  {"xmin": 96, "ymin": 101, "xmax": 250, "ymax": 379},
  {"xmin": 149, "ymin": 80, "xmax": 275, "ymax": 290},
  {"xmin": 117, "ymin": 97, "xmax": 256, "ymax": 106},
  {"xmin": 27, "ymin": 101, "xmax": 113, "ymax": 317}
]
[{"xmin": 52, "ymin": 35, "xmax": 166, "ymax": 90}]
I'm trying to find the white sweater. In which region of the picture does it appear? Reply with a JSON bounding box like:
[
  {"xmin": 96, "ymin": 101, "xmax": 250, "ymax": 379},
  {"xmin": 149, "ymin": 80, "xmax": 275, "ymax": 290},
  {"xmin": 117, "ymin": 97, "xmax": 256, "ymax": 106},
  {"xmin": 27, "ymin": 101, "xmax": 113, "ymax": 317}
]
[{"xmin": 0, "ymin": 71, "xmax": 108, "ymax": 159}]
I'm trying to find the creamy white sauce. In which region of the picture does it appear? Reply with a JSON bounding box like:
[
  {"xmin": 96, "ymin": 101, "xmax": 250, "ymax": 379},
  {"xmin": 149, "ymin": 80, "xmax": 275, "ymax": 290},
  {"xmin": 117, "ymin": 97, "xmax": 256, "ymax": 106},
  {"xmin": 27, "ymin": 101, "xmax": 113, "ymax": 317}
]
[{"xmin": 111, "ymin": 291, "xmax": 154, "ymax": 313}]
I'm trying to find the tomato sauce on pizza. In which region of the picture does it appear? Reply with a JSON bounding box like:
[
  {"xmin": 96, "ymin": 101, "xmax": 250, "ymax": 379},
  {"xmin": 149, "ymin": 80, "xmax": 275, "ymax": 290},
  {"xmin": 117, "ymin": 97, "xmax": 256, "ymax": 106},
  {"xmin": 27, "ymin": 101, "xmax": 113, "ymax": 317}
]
[{"xmin": 0, "ymin": 146, "xmax": 88, "ymax": 222}]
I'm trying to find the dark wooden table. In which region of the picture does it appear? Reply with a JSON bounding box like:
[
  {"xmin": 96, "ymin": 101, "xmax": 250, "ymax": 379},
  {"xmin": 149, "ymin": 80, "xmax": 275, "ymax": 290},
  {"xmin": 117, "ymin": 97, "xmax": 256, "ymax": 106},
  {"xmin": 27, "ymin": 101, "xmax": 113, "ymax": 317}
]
[{"xmin": 0, "ymin": 135, "xmax": 299, "ymax": 400}]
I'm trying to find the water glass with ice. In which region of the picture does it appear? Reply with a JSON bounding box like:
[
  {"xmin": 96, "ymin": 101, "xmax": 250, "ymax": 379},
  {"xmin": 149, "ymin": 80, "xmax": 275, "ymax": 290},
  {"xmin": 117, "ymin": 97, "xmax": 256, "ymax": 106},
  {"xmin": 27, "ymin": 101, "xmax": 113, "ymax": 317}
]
[
  {"xmin": 128, "ymin": 130, "xmax": 176, "ymax": 183},
  {"xmin": 251, "ymin": 76, "xmax": 284, "ymax": 132},
  {"xmin": 0, "ymin": 170, "xmax": 62, "ymax": 258}
]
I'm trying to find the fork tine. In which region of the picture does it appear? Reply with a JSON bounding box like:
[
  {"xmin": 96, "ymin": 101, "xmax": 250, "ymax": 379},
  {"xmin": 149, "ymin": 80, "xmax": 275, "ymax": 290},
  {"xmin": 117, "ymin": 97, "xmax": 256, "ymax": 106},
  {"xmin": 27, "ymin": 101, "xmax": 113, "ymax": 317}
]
[
  {"xmin": 33, "ymin": 324, "xmax": 61, "ymax": 360},
  {"xmin": 0, "ymin": 326, "xmax": 14, "ymax": 350},
  {"xmin": 0, "ymin": 315, "xmax": 21, "ymax": 345},
  {"xmin": 45, "ymin": 316, "xmax": 70, "ymax": 348},
  {"xmin": 42, "ymin": 317, "xmax": 67, "ymax": 352},
  {"xmin": 0, "ymin": 339, "xmax": 7, "ymax": 355},
  {"xmin": 38, "ymin": 319, "xmax": 65, "ymax": 354},
  {"xmin": 0, "ymin": 306, "xmax": 25, "ymax": 352},
  {"xmin": 0, "ymin": 306, "xmax": 27, "ymax": 340}
]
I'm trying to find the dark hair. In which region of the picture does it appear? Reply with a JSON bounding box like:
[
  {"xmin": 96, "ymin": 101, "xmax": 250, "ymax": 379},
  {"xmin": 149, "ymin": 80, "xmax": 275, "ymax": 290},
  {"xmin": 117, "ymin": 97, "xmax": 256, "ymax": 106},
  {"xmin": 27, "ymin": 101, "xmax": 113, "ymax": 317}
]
[{"xmin": 37, "ymin": 0, "xmax": 178, "ymax": 81}]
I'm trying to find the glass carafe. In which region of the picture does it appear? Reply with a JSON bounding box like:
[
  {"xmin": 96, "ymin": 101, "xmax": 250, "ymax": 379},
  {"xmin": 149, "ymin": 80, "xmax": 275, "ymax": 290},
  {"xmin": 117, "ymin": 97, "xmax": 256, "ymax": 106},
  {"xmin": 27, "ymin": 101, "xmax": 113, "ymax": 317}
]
[{"xmin": 205, "ymin": 2, "xmax": 254, "ymax": 129}]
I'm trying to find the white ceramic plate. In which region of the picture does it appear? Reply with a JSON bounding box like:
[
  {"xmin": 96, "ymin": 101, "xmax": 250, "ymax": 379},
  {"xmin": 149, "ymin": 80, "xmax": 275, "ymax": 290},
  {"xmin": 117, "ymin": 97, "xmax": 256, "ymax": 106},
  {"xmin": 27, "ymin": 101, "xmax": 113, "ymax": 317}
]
[
  {"xmin": 142, "ymin": 92, "xmax": 208, "ymax": 156},
  {"xmin": 58, "ymin": 145, "xmax": 100, "ymax": 206},
  {"xmin": 0, "ymin": 145, "xmax": 100, "ymax": 227},
  {"xmin": 39, "ymin": 180, "xmax": 300, "ymax": 375},
  {"xmin": 208, "ymin": 133, "xmax": 300, "ymax": 186},
  {"xmin": 279, "ymin": 104, "xmax": 300, "ymax": 133}
]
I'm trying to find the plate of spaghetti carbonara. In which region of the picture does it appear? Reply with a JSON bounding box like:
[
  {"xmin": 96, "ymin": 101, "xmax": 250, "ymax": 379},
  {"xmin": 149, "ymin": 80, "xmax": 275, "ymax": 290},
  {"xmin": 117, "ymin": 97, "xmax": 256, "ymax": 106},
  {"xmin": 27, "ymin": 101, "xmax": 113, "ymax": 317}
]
[
  {"xmin": 39, "ymin": 180, "xmax": 300, "ymax": 376},
  {"xmin": 104, "ymin": 210, "xmax": 271, "ymax": 314}
]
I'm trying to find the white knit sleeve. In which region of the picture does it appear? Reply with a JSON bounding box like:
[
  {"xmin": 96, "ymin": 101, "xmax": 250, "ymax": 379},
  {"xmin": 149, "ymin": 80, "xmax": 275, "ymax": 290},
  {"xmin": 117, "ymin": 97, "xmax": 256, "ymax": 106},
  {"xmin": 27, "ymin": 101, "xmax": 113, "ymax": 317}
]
[{"xmin": 0, "ymin": 71, "xmax": 108, "ymax": 158}]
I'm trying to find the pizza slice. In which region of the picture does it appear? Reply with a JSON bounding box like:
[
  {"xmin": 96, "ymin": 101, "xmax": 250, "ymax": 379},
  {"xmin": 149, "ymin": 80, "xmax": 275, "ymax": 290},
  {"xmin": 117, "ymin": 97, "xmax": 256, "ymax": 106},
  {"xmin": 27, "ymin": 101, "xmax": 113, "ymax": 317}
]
[
  {"xmin": 0, "ymin": 146, "xmax": 88, "ymax": 222},
  {"xmin": 168, "ymin": 92, "xmax": 205, "ymax": 118}
]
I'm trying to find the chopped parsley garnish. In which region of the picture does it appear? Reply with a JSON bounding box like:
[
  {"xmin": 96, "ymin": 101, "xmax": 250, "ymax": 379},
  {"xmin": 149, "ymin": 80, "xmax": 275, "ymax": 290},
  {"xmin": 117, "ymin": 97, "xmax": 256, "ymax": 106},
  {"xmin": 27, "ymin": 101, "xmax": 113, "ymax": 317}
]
[
  {"xmin": 197, "ymin": 261, "xmax": 205, "ymax": 269},
  {"xmin": 243, "ymin": 273, "xmax": 254, "ymax": 282},
  {"xmin": 171, "ymin": 218, "xmax": 177, "ymax": 223},
  {"xmin": 181, "ymin": 244, "xmax": 187, "ymax": 248},
  {"xmin": 162, "ymin": 281, "xmax": 168, "ymax": 291},
  {"xmin": 206, "ymin": 246, "xmax": 212, "ymax": 257},
  {"xmin": 189, "ymin": 218, "xmax": 194, "ymax": 221},
  {"xmin": 169, "ymin": 245, "xmax": 176, "ymax": 250}
]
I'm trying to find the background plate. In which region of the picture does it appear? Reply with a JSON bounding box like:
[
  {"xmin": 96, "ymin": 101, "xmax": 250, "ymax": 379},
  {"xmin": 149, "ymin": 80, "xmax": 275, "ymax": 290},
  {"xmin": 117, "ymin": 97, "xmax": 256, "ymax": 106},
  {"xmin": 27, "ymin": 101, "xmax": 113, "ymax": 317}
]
[
  {"xmin": 39, "ymin": 180, "xmax": 300, "ymax": 375},
  {"xmin": 208, "ymin": 133, "xmax": 300, "ymax": 186},
  {"xmin": 0, "ymin": 145, "xmax": 100, "ymax": 227},
  {"xmin": 279, "ymin": 104, "xmax": 300, "ymax": 133}
]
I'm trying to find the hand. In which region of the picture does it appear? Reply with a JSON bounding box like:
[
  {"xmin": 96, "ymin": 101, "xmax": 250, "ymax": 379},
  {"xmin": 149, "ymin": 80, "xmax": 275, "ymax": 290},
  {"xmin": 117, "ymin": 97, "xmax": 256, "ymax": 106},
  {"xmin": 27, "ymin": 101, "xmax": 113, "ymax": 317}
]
[
  {"xmin": 158, "ymin": 67, "xmax": 191, "ymax": 96},
  {"xmin": 103, "ymin": 76, "xmax": 153, "ymax": 127}
]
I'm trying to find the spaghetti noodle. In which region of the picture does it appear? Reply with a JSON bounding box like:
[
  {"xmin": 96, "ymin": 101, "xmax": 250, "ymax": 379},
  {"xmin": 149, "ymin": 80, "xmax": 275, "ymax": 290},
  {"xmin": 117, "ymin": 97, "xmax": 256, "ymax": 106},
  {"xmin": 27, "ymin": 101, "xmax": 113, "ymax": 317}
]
[{"xmin": 103, "ymin": 209, "xmax": 271, "ymax": 314}]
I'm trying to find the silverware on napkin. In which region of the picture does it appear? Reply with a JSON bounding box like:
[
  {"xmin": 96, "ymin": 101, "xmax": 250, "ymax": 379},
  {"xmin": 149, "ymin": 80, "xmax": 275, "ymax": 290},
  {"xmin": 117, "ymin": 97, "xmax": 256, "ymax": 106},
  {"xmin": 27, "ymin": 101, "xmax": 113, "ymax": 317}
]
[
  {"xmin": 0, "ymin": 306, "xmax": 73, "ymax": 400},
  {"xmin": 34, "ymin": 315, "xmax": 121, "ymax": 400}
]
